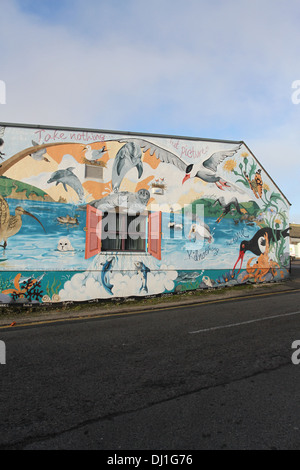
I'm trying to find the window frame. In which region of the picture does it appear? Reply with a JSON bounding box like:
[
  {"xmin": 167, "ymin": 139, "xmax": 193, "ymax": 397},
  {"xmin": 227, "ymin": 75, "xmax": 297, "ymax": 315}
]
[{"xmin": 85, "ymin": 205, "xmax": 161, "ymax": 260}]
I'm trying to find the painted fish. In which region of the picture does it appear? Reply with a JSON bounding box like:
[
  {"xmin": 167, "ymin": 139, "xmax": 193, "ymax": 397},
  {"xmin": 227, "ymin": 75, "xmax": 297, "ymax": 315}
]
[
  {"xmin": 176, "ymin": 271, "xmax": 201, "ymax": 283},
  {"xmin": 19, "ymin": 273, "xmax": 46, "ymax": 284},
  {"xmin": 47, "ymin": 167, "xmax": 84, "ymax": 202},
  {"xmin": 135, "ymin": 261, "xmax": 150, "ymax": 293},
  {"xmin": 101, "ymin": 257, "xmax": 115, "ymax": 295}
]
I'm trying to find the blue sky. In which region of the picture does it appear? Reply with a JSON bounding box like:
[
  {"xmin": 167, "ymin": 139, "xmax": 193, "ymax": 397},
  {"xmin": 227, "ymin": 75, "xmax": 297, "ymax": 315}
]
[{"xmin": 1, "ymin": 0, "xmax": 300, "ymax": 222}]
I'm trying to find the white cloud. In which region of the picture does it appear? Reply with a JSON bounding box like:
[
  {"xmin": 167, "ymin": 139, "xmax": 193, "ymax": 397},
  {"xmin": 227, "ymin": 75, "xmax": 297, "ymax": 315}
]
[
  {"xmin": 1, "ymin": 0, "xmax": 297, "ymax": 130},
  {"xmin": 58, "ymin": 256, "xmax": 178, "ymax": 301},
  {"xmin": 1, "ymin": 0, "xmax": 300, "ymax": 221}
]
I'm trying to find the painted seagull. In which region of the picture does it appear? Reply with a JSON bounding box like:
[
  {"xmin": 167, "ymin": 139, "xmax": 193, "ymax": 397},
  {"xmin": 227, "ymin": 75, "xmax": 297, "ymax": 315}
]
[
  {"xmin": 30, "ymin": 141, "xmax": 50, "ymax": 162},
  {"xmin": 181, "ymin": 145, "xmax": 242, "ymax": 189},
  {"xmin": 83, "ymin": 145, "xmax": 107, "ymax": 162},
  {"xmin": 117, "ymin": 138, "xmax": 241, "ymax": 190},
  {"xmin": 233, "ymin": 226, "xmax": 290, "ymax": 274},
  {"xmin": 212, "ymin": 196, "xmax": 242, "ymax": 223}
]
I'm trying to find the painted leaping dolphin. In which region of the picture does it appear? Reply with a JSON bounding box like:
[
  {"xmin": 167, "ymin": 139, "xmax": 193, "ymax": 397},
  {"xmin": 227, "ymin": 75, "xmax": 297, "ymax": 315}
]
[{"xmin": 47, "ymin": 167, "xmax": 85, "ymax": 202}]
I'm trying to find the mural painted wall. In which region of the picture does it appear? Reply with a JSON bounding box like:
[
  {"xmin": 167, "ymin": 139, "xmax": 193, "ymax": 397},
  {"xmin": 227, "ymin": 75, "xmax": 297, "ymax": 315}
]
[{"xmin": 0, "ymin": 124, "xmax": 290, "ymax": 305}]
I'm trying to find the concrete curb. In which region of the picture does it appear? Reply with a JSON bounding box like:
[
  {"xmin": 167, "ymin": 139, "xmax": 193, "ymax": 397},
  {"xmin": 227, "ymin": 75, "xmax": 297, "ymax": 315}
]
[{"xmin": 0, "ymin": 273, "xmax": 299, "ymax": 328}]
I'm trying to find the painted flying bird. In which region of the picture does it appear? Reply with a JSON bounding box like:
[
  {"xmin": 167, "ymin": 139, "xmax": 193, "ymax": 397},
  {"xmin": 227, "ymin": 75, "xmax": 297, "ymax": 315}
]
[
  {"xmin": 83, "ymin": 145, "xmax": 107, "ymax": 162},
  {"xmin": 0, "ymin": 195, "xmax": 46, "ymax": 249},
  {"xmin": 118, "ymin": 138, "xmax": 241, "ymax": 190},
  {"xmin": 181, "ymin": 145, "xmax": 242, "ymax": 189},
  {"xmin": 112, "ymin": 142, "xmax": 143, "ymax": 192},
  {"xmin": 212, "ymin": 196, "xmax": 242, "ymax": 223},
  {"xmin": 233, "ymin": 226, "xmax": 290, "ymax": 274},
  {"xmin": 29, "ymin": 141, "xmax": 50, "ymax": 162}
]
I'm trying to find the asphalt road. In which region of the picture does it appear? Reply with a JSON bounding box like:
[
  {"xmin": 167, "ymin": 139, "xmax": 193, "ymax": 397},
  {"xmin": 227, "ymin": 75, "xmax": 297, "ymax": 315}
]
[{"xmin": 0, "ymin": 266, "xmax": 300, "ymax": 450}]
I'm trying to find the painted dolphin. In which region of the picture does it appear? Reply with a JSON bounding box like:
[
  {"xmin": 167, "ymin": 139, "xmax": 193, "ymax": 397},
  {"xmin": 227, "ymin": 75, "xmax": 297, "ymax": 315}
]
[
  {"xmin": 101, "ymin": 257, "xmax": 115, "ymax": 295},
  {"xmin": 112, "ymin": 142, "xmax": 143, "ymax": 192},
  {"xmin": 47, "ymin": 167, "xmax": 85, "ymax": 202},
  {"xmin": 135, "ymin": 261, "xmax": 150, "ymax": 293}
]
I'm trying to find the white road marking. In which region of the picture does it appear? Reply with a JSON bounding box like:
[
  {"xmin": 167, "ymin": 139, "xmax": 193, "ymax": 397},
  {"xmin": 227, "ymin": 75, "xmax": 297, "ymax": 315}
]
[{"xmin": 189, "ymin": 310, "xmax": 300, "ymax": 334}]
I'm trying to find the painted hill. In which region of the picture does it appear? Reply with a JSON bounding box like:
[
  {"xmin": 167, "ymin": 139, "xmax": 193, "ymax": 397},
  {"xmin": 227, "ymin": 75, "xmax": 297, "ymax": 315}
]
[
  {"xmin": 182, "ymin": 197, "xmax": 261, "ymax": 219},
  {"xmin": 0, "ymin": 176, "xmax": 54, "ymax": 202}
]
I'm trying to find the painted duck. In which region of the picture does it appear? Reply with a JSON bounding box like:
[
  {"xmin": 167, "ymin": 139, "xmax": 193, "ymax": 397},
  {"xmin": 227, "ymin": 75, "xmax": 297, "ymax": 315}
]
[{"xmin": 57, "ymin": 215, "xmax": 79, "ymax": 225}]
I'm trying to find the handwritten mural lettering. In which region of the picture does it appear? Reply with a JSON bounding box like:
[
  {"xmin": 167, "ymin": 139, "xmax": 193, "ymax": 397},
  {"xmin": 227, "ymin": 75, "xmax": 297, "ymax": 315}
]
[
  {"xmin": 181, "ymin": 145, "xmax": 209, "ymax": 160},
  {"xmin": 70, "ymin": 132, "xmax": 105, "ymax": 142},
  {"xmin": 34, "ymin": 129, "xmax": 106, "ymax": 143},
  {"xmin": 34, "ymin": 129, "xmax": 67, "ymax": 142},
  {"xmin": 187, "ymin": 246, "xmax": 219, "ymax": 261},
  {"xmin": 226, "ymin": 228, "xmax": 250, "ymax": 246},
  {"xmin": 169, "ymin": 139, "xmax": 209, "ymax": 159},
  {"xmin": 169, "ymin": 139, "xmax": 180, "ymax": 150}
]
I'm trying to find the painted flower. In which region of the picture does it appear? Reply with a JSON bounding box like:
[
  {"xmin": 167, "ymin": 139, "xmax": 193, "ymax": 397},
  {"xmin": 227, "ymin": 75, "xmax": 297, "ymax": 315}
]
[
  {"xmin": 223, "ymin": 159, "xmax": 237, "ymax": 172},
  {"xmin": 241, "ymin": 152, "xmax": 249, "ymax": 158},
  {"xmin": 263, "ymin": 183, "xmax": 270, "ymax": 191},
  {"xmin": 274, "ymin": 218, "xmax": 282, "ymax": 228}
]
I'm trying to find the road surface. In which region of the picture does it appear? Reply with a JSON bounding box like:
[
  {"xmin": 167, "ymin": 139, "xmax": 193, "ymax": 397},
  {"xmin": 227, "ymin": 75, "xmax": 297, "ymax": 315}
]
[{"xmin": 1, "ymin": 281, "xmax": 300, "ymax": 450}]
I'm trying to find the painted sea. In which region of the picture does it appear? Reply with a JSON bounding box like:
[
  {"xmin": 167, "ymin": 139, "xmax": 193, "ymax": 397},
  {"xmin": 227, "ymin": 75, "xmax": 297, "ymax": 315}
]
[
  {"xmin": 161, "ymin": 210, "xmax": 259, "ymax": 271},
  {"xmin": 0, "ymin": 199, "xmax": 88, "ymax": 271},
  {"xmin": 0, "ymin": 198, "xmax": 261, "ymax": 273}
]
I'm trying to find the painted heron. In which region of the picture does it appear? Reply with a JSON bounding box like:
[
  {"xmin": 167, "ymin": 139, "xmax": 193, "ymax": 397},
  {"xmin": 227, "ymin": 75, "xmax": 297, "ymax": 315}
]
[{"xmin": 0, "ymin": 195, "xmax": 46, "ymax": 249}]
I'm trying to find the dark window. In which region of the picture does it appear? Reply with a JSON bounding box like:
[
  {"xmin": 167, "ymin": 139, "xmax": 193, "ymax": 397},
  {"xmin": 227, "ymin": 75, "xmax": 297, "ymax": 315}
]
[
  {"xmin": 101, "ymin": 211, "xmax": 146, "ymax": 252},
  {"xmin": 85, "ymin": 205, "xmax": 161, "ymax": 260}
]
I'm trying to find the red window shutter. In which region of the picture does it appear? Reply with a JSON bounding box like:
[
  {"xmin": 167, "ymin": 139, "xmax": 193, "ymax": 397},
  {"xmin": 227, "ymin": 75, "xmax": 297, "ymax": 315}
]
[
  {"xmin": 148, "ymin": 211, "xmax": 162, "ymax": 260},
  {"xmin": 85, "ymin": 205, "xmax": 102, "ymax": 259}
]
